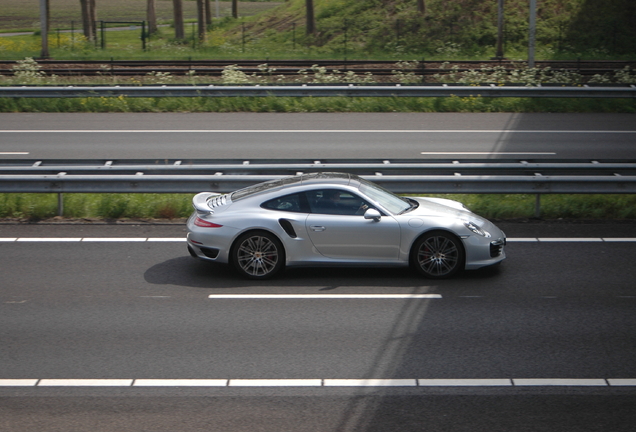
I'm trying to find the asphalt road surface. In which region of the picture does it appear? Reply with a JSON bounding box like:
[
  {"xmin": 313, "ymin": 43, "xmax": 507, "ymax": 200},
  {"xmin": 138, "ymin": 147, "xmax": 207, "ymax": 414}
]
[
  {"xmin": 1, "ymin": 222, "xmax": 636, "ymax": 431},
  {"xmin": 1, "ymin": 112, "xmax": 635, "ymax": 160},
  {"xmin": 2, "ymin": 112, "xmax": 636, "ymax": 430}
]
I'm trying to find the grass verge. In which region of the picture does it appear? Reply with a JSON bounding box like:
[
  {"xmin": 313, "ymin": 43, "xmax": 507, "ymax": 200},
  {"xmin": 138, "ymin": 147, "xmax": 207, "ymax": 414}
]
[
  {"xmin": 1, "ymin": 96, "xmax": 635, "ymax": 113},
  {"xmin": 2, "ymin": 193, "xmax": 636, "ymax": 222}
]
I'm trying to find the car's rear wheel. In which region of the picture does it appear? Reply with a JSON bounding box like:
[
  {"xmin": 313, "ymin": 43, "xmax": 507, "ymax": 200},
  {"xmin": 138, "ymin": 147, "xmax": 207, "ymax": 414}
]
[
  {"xmin": 412, "ymin": 231, "xmax": 464, "ymax": 279},
  {"xmin": 232, "ymin": 230, "xmax": 285, "ymax": 279}
]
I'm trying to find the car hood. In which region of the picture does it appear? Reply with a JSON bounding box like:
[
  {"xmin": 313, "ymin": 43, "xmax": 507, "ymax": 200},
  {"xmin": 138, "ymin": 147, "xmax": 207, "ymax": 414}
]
[{"xmin": 406, "ymin": 197, "xmax": 484, "ymax": 222}]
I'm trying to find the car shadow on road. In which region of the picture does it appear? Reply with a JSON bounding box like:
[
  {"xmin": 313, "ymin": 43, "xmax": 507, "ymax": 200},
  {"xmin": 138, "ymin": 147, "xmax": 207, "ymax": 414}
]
[{"xmin": 144, "ymin": 256, "xmax": 503, "ymax": 290}]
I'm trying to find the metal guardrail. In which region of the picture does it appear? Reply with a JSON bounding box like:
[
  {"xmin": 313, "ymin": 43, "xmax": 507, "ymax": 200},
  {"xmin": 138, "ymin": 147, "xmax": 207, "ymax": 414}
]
[
  {"xmin": 2, "ymin": 159, "xmax": 635, "ymax": 194},
  {"xmin": 2, "ymin": 159, "xmax": 636, "ymax": 176},
  {"xmin": 3, "ymin": 174, "xmax": 634, "ymax": 194},
  {"xmin": 1, "ymin": 84, "xmax": 635, "ymax": 98}
]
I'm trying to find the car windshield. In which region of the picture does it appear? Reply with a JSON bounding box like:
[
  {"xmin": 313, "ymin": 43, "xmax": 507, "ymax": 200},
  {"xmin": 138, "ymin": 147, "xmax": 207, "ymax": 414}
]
[{"xmin": 359, "ymin": 179, "xmax": 412, "ymax": 214}]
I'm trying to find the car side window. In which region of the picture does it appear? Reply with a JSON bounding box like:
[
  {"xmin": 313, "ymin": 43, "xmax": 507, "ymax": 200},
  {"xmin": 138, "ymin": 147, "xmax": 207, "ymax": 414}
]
[
  {"xmin": 307, "ymin": 189, "xmax": 373, "ymax": 216},
  {"xmin": 261, "ymin": 192, "xmax": 309, "ymax": 213}
]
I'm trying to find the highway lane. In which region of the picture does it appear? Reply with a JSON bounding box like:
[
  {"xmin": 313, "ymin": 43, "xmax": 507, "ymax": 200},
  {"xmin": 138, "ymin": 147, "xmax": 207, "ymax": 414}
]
[
  {"xmin": 1, "ymin": 223, "xmax": 636, "ymax": 380},
  {"xmin": 2, "ymin": 222, "xmax": 636, "ymax": 431},
  {"xmin": 1, "ymin": 112, "xmax": 635, "ymax": 160}
]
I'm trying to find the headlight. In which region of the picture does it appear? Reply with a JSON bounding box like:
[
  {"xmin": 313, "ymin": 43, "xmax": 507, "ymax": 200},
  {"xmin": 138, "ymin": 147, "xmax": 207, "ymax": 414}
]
[{"xmin": 463, "ymin": 220, "xmax": 491, "ymax": 237}]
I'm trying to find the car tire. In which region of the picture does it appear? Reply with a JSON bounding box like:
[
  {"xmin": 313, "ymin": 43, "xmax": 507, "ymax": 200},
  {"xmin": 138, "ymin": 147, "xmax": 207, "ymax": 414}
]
[
  {"xmin": 412, "ymin": 231, "xmax": 464, "ymax": 279},
  {"xmin": 232, "ymin": 230, "xmax": 285, "ymax": 279}
]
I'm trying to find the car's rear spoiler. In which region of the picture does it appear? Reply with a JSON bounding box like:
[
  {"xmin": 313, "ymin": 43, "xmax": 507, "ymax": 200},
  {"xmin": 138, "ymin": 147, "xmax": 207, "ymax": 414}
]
[{"xmin": 192, "ymin": 192, "xmax": 221, "ymax": 215}]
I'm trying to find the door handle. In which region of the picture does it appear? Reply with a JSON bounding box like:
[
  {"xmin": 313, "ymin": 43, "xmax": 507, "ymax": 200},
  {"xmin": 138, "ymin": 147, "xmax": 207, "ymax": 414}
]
[{"xmin": 310, "ymin": 225, "xmax": 326, "ymax": 232}]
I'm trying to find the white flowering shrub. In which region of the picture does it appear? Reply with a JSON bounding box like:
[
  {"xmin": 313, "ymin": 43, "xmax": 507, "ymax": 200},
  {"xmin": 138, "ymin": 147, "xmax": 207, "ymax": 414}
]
[
  {"xmin": 221, "ymin": 65, "xmax": 251, "ymax": 84},
  {"xmin": 12, "ymin": 57, "xmax": 46, "ymax": 84},
  {"xmin": 145, "ymin": 71, "xmax": 173, "ymax": 85},
  {"xmin": 392, "ymin": 61, "xmax": 420, "ymax": 84}
]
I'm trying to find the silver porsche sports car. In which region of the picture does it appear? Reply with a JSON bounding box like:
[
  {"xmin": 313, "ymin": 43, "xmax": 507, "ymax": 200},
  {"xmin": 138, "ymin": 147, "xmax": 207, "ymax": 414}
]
[{"xmin": 187, "ymin": 172, "xmax": 505, "ymax": 279}]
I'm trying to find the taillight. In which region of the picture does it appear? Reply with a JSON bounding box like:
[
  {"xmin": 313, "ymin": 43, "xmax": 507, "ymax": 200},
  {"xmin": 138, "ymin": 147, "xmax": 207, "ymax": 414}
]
[{"xmin": 194, "ymin": 217, "xmax": 223, "ymax": 228}]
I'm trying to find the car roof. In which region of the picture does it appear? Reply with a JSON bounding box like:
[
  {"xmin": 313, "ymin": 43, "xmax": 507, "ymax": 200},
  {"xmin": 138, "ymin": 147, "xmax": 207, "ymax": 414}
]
[{"xmin": 231, "ymin": 172, "xmax": 362, "ymax": 201}]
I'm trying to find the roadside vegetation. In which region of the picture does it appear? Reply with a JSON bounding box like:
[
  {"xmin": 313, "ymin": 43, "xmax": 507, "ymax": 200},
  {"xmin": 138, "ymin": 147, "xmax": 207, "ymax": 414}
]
[
  {"xmin": 1, "ymin": 57, "xmax": 635, "ymax": 113},
  {"xmin": 1, "ymin": 1, "xmax": 634, "ymax": 221},
  {"xmin": 1, "ymin": 193, "xmax": 635, "ymax": 222},
  {"xmin": 1, "ymin": 0, "xmax": 634, "ymax": 60},
  {"xmin": 1, "ymin": 0, "xmax": 635, "ymax": 114}
]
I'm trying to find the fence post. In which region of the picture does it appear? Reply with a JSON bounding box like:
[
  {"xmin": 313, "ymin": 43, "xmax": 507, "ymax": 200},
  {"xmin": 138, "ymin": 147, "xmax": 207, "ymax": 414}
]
[
  {"xmin": 100, "ymin": 21, "xmax": 105, "ymax": 49},
  {"xmin": 343, "ymin": 19, "xmax": 348, "ymax": 61},
  {"xmin": 142, "ymin": 20, "xmax": 147, "ymax": 51}
]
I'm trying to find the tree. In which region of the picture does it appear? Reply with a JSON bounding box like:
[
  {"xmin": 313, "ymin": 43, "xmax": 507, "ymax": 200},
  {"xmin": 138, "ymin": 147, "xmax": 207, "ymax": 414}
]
[
  {"xmin": 205, "ymin": 0, "xmax": 212, "ymax": 28},
  {"xmin": 79, "ymin": 0, "xmax": 96, "ymax": 41},
  {"xmin": 495, "ymin": 0, "xmax": 504, "ymax": 58},
  {"xmin": 196, "ymin": 0, "xmax": 206, "ymax": 42},
  {"xmin": 417, "ymin": 0, "xmax": 426, "ymax": 15},
  {"xmin": 89, "ymin": 0, "xmax": 97, "ymax": 41},
  {"xmin": 147, "ymin": 0, "xmax": 158, "ymax": 36},
  {"xmin": 173, "ymin": 0, "xmax": 184, "ymax": 40},
  {"xmin": 40, "ymin": 0, "xmax": 49, "ymax": 58},
  {"xmin": 306, "ymin": 0, "xmax": 315, "ymax": 35}
]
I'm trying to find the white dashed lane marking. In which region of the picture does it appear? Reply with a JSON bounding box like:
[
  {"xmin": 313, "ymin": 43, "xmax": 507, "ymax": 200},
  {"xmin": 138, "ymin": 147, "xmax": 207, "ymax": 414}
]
[{"xmin": 208, "ymin": 294, "xmax": 442, "ymax": 299}]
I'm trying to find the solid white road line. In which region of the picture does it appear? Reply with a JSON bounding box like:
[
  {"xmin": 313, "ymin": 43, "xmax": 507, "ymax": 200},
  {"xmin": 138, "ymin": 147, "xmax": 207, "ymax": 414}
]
[
  {"xmin": 134, "ymin": 379, "xmax": 228, "ymax": 387},
  {"xmin": 538, "ymin": 238, "xmax": 603, "ymax": 242},
  {"xmin": 607, "ymin": 379, "xmax": 636, "ymax": 386},
  {"xmin": 324, "ymin": 379, "xmax": 417, "ymax": 387},
  {"xmin": 1, "ymin": 378, "xmax": 634, "ymax": 387},
  {"xmin": 3, "ymin": 237, "xmax": 186, "ymax": 242},
  {"xmin": 421, "ymin": 152, "xmax": 556, "ymax": 155},
  {"xmin": 2, "ymin": 130, "xmax": 635, "ymax": 134},
  {"xmin": 0, "ymin": 152, "xmax": 29, "ymax": 155},
  {"xmin": 513, "ymin": 378, "xmax": 608, "ymax": 386},
  {"xmin": 37, "ymin": 379, "xmax": 133, "ymax": 387},
  {"xmin": 81, "ymin": 237, "xmax": 147, "ymax": 242},
  {"xmin": 418, "ymin": 379, "xmax": 512, "ymax": 386},
  {"xmin": 0, "ymin": 379, "xmax": 38, "ymax": 386},
  {"xmin": 229, "ymin": 379, "xmax": 323, "ymax": 387},
  {"xmin": 208, "ymin": 294, "xmax": 442, "ymax": 299},
  {"xmin": 4, "ymin": 237, "xmax": 634, "ymax": 243},
  {"xmin": 16, "ymin": 238, "xmax": 82, "ymax": 242}
]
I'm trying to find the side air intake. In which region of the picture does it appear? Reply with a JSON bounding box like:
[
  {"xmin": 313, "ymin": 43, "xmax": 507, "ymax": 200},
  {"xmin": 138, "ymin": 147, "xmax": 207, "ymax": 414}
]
[{"xmin": 278, "ymin": 219, "xmax": 297, "ymax": 238}]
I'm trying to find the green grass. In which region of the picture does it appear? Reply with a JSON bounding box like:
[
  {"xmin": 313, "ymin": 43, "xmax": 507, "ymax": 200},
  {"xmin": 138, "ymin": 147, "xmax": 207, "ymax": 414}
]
[
  {"xmin": 0, "ymin": 193, "xmax": 193, "ymax": 220},
  {"xmin": 2, "ymin": 193, "xmax": 635, "ymax": 221},
  {"xmin": 1, "ymin": 95, "xmax": 635, "ymax": 114}
]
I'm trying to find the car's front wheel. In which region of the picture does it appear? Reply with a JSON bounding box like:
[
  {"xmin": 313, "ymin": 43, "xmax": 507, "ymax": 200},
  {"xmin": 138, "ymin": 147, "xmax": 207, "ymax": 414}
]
[
  {"xmin": 232, "ymin": 230, "xmax": 285, "ymax": 279},
  {"xmin": 412, "ymin": 231, "xmax": 464, "ymax": 279}
]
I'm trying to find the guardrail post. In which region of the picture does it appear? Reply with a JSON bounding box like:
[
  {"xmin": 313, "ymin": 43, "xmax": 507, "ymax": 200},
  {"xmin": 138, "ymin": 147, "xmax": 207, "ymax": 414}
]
[
  {"xmin": 57, "ymin": 193, "xmax": 64, "ymax": 216},
  {"xmin": 535, "ymin": 193, "xmax": 541, "ymax": 218}
]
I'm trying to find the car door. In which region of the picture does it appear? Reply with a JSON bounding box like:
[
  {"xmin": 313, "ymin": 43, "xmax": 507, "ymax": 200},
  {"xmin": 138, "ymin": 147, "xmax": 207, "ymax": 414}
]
[{"xmin": 305, "ymin": 189, "xmax": 401, "ymax": 260}]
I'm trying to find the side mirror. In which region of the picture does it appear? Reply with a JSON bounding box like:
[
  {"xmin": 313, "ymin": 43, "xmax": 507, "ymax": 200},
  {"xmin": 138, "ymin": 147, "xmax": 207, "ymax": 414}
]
[{"xmin": 364, "ymin": 208, "xmax": 382, "ymax": 221}]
